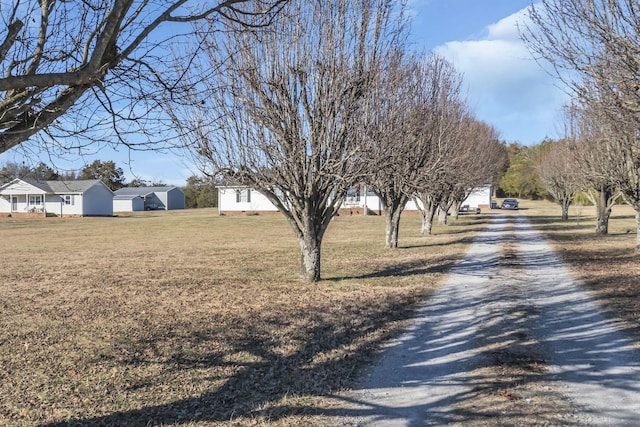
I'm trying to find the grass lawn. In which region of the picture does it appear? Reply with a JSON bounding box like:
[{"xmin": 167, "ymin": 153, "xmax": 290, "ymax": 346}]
[
  {"xmin": 521, "ymin": 199, "xmax": 640, "ymax": 344},
  {"xmin": 0, "ymin": 208, "xmax": 488, "ymax": 426}
]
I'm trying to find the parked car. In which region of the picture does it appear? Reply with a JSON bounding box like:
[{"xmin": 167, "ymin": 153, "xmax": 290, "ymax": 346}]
[
  {"xmin": 459, "ymin": 204, "xmax": 481, "ymax": 214},
  {"xmin": 501, "ymin": 198, "xmax": 519, "ymax": 210}
]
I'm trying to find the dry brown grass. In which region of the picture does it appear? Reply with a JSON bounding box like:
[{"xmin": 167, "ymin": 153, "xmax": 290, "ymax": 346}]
[
  {"xmin": 0, "ymin": 209, "xmax": 487, "ymax": 426},
  {"xmin": 521, "ymin": 199, "xmax": 640, "ymax": 343}
]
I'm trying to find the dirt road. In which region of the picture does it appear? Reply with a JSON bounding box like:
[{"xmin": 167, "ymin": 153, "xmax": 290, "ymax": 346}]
[{"xmin": 331, "ymin": 214, "xmax": 640, "ymax": 426}]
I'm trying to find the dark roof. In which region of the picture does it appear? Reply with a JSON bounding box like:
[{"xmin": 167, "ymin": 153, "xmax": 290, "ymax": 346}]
[
  {"xmin": 22, "ymin": 179, "xmax": 106, "ymax": 194},
  {"xmin": 113, "ymin": 186, "xmax": 178, "ymax": 197},
  {"xmin": 113, "ymin": 194, "xmax": 143, "ymax": 200}
]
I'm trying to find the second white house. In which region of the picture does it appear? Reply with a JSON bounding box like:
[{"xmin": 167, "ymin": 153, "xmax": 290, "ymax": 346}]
[{"xmin": 217, "ymin": 184, "xmax": 492, "ymax": 216}]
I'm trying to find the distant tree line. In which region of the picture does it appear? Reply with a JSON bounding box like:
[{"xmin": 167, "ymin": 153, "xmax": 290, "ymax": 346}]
[
  {"xmin": 0, "ymin": 160, "xmax": 217, "ymax": 208},
  {"xmin": 498, "ymin": 141, "xmax": 550, "ymax": 200}
]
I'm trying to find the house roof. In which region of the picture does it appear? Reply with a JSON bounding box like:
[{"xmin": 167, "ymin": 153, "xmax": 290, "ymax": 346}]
[
  {"xmin": 29, "ymin": 179, "xmax": 105, "ymax": 194},
  {"xmin": 0, "ymin": 178, "xmax": 108, "ymax": 195},
  {"xmin": 0, "ymin": 179, "xmax": 106, "ymax": 194},
  {"xmin": 114, "ymin": 186, "xmax": 178, "ymax": 197}
]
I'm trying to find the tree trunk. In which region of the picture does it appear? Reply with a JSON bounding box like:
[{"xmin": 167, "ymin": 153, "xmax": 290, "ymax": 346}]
[
  {"xmin": 561, "ymin": 198, "xmax": 571, "ymax": 221},
  {"xmin": 298, "ymin": 232, "xmax": 321, "ymax": 282},
  {"xmin": 420, "ymin": 211, "xmax": 432, "ymax": 235},
  {"xmin": 438, "ymin": 206, "xmax": 448, "ymax": 225},
  {"xmin": 595, "ymin": 209, "xmax": 610, "ymax": 234},
  {"xmin": 594, "ymin": 186, "xmax": 613, "ymax": 234},
  {"xmin": 382, "ymin": 198, "xmax": 407, "ymax": 248},
  {"xmin": 384, "ymin": 207, "xmax": 402, "ymax": 248},
  {"xmin": 636, "ymin": 209, "xmax": 640, "ymax": 252},
  {"xmin": 418, "ymin": 200, "xmax": 438, "ymax": 235},
  {"xmin": 451, "ymin": 200, "xmax": 461, "ymax": 220},
  {"xmin": 290, "ymin": 208, "xmax": 332, "ymax": 283}
]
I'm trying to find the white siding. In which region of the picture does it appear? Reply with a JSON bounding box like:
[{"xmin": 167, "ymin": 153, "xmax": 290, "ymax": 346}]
[
  {"xmin": 218, "ymin": 187, "xmax": 278, "ymax": 214},
  {"xmin": 165, "ymin": 188, "xmax": 185, "ymax": 210},
  {"xmin": 113, "ymin": 197, "xmax": 144, "ymax": 212},
  {"xmin": 463, "ymin": 186, "xmax": 491, "ymax": 208},
  {"xmin": 45, "ymin": 195, "xmax": 84, "ymax": 216},
  {"xmin": 82, "ymin": 183, "xmax": 113, "ymax": 216},
  {"xmin": 0, "ymin": 196, "xmax": 9, "ymax": 213},
  {"xmin": 217, "ymin": 185, "xmax": 492, "ymax": 214}
]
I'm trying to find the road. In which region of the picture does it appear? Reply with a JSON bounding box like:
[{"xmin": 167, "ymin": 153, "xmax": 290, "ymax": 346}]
[{"xmin": 331, "ymin": 214, "xmax": 640, "ymax": 426}]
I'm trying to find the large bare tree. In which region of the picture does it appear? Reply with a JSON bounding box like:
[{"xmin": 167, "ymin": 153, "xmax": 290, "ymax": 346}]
[
  {"xmin": 446, "ymin": 120, "xmax": 503, "ymax": 219},
  {"xmin": 564, "ymin": 101, "xmax": 624, "ymax": 234},
  {"xmin": 0, "ymin": 0, "xmax": 287, "ymax": 155},
  {"xmin": 167, "ymin": 0, "xmax": 402, "ymax": 281},
  {"xmin": 538, "ymin": 139, "xmax": 583, "ymax": 221},
  {"xmin": 524, "ymin": 0, "xmax": 640, "ymax": 247},
  {"xmin": 412, "ymin": 114, "xmax": 499, "ymax": 236},
  {"xmin": 363, "ymin": 52, "xmax": 462, "ymax": 248}
]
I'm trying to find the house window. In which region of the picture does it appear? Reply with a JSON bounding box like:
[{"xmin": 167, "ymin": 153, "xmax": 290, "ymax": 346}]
[
  {"xmin": 235, "ymin": 189, "xmax": 251, "ymax": 203},
  {"xmin": 345, "ymin": 188, "xmax": 361, "ymax": 205},
  {"xmin": 29, "ymin": 195, "xmax": 43, "ymax": 206},
  {"xmin": 63, "ymin": 195, "xmax": 73, "ymax": 205}
]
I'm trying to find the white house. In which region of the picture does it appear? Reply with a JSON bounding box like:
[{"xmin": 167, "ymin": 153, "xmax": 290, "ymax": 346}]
[
  {"xmin": 217, "ymin": 184, "xmax": 492, "ymax": 215},
  {"xmin": 217, "ymin": 186, "xmax": 279, "ymax": 215},
  {"xmin": 0, "ymin": 179, "xmax": 114, "ymax": 217},
  {"xmin": 112, "ymin": 186, "xmax": 185, "ymax": 211},
  {"xmin": 463, "ymin": 186, "xmax": 492, "ymax": 210}
]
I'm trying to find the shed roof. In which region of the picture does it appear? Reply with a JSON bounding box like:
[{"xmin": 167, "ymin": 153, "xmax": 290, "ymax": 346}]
[
  {"xmin": 113, "ymin": 194, "xmax": 143, "ymax": 200},
  {"xmin": 114, "ymin": 186, "xmax": 177, "ymax": 197}
]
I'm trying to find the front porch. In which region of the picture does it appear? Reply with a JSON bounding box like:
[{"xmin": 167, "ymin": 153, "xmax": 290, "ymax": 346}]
[{"xmin": 0, "ymin": 193, "xmax": 49, "ymax": 215}]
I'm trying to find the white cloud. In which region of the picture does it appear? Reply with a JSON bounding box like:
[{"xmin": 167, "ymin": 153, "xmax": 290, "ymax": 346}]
[{"xmin": 434, "ymin": 7, "xmax": 569, "ymax": 144}]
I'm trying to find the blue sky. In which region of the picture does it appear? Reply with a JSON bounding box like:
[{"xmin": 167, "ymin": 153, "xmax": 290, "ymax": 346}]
[
  {"xmin": 1, "ymin": 0, "xmax": 568, "ymax": 186},
  {"xmin": 410, "ymin": 0, "xmax": 569, "ymax": 146}
]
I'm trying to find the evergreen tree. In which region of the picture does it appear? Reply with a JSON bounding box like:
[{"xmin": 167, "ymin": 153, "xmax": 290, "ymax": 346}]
[{"xmin": 80, "ymin": 160, "xmax": 126, "ymax": 191}]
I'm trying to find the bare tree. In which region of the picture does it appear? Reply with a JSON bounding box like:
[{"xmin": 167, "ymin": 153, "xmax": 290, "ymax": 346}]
[
  {"xmin": 523, "ymin": 0, "xmax": 640, "ymax": 247},
  {"xmin": 538, "ymin": 139, "xmax": 583, "ymax": 220},
  {"xmin": 0, "ymin": 0, "xmax": 287, "ymax": 155},
  {"xmin": 166, "ymin": 0, "xmax": 402, "ymax": 282},
  {"xmin": 363, "ymin": 52, "xmax": 463, "ymax": 248},
  {"xmin": 448, "ymin": 120, "xmax": 504, "ymax": 219},
  {"xmin": 413, "ymin": 115, "xmax": 500, "ymax": 235},
  {"xmin": 564, "ymin": 101, "xmax": 624, "ymax": 234}
]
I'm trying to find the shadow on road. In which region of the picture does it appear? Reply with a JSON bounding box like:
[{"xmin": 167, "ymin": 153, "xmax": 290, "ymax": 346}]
[{"xmin": 325, "ymin": 215, "xmax": 640, "ymax": 426}]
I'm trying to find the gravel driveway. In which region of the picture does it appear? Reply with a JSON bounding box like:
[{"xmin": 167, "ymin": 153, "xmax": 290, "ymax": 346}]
[{"xmin": 330, "ymin": 214, "xmax": 640, "ymax": 426}]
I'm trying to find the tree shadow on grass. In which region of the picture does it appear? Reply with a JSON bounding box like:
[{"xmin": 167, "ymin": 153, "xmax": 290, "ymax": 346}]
[
  {"xmin": 526, "ymin": 215, "xmax": 595, "ymax": 233},
  {"xmin": 37, "ymin": 223, "xmax": 497, "ymax": 426},
  {"xmin": 38, "ymin": 292, "xmax": 424, "ymax": 426},
  {"xmin": 324, "ymin": 254, "xmax": 463, "ymax": 281},
  {"xmin": 400, "ymin": 235, "xmax": 477, "ymax": 249}
]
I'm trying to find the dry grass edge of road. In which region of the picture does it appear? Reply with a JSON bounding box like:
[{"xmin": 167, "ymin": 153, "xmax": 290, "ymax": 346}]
[
  {"xmin": 521, "ymin": 199, "xmax": 640, "ymax": 345},
  {"xmin": 1, "ymin": 208, "xmax": 488, "ymax": 427}
]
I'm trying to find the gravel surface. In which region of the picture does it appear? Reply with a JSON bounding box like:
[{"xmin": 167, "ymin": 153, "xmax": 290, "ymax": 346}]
[{"xmin": 328, "ymin": 214, "xmax": 640, "ymax": 426}]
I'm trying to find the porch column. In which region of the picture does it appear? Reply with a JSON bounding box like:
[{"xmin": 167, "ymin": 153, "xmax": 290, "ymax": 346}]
[{"xmin": 363, "ymin": 184, "xmax": 368, "ymax": 216}]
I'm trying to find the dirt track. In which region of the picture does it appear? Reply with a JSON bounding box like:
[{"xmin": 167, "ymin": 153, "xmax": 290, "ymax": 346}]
[{"xmin": 329, "ymin": 214, "xmax": 640, "ymax": 426}]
